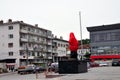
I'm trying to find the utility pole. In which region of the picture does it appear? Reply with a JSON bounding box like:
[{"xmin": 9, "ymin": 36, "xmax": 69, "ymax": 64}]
[{"xmin": 79, "ymin": 11, "xmax": 83, "ymax": 60}]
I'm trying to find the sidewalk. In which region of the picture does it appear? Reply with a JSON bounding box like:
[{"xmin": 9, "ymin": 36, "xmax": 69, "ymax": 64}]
[{"xmin": 0, "ymin": 72, "xmax": 17, "ymax": 77}]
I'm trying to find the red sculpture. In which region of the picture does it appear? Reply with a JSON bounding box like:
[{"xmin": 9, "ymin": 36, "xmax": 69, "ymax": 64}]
[{"xmin": 69, "ymin": 32, "xmax": 78, "ymax": 59}]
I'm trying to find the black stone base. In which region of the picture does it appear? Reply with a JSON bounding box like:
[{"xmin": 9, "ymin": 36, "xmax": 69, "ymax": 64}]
[{"xmin": 59, "ymin": 60, "xmax": 88, "ymax": 74}]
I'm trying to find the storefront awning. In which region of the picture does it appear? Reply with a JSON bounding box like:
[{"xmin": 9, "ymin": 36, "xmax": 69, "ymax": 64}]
[
  {"xmin": 90, "ymin": 54, "xmax": 120, "ymax": 60},
  {"xmin": 6, "ymin": 63, "xmax": 16, "ymax": 66}
]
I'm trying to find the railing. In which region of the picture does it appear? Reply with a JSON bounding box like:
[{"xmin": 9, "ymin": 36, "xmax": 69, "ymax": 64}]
[{"xmin": 20, "ymin": 38, "xmax": 28, "ymax": 42}]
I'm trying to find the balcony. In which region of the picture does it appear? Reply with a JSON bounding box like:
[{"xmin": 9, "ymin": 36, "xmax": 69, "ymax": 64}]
[
  {"xmin": 48, "ymin": 56, "xmax": 52, "ymax": 59},
  {"xmin": 20, "ymin": 38, "xmax": 28, "ymax": 42},
  {"xmin": 34, "ymin": 48, "xmax": 41, "ymax": 51},
  {"xmin": 47, "ymin": 42, "xmax": 52, "ymax": 45},
  {"xmin": 47, "ymin": 49, "xmax": 52, "ymax": 52},
  {"xmin": 34, "ymin": 56, "xmax": 44, "ymax": 59},
  {"xmin": 40, "ymin": 41, "xmax": 48, "ymax": 44},
  {"xmin": 20, "ymin": 29, "xmax": 28, "ymax": 33},
  {"xmin": 28, "ymin": 31, "xmax": 34, "ymax": 34},
  {"xmin": 28, "ymin": 56, "xmax": 34, "ymax": 59},
  {"xmin": 47, "ymin": 35, "xmax": 52, "ymax": 38},
  {"xmin": 20, "ymin": 47, "xmax": 25, "ymax": 50},
  {"xmin": 42, "ymin": 34, "xmax": 47, "ymax": 37},
  {"xmin": 19, "ymin": 55, "xmax": 34, "ymax": 59},
  {"xmin": 52, "ymin": 48, "xmax": 57, "ymax": 53}
]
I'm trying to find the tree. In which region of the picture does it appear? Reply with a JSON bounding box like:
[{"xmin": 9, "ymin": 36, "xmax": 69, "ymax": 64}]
[
  {"xmin": 78, "ymin": 39, "xmax": 90, "ymax": 45},
  {"xmin": 84, "ymin": 51, "xmax": 91, "ymax": 62}
]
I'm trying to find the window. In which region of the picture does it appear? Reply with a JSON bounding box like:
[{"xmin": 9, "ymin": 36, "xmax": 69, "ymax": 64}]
[
  {"xmin": 61, "ymin": 44, "xmax": 63, "ymax": 47},
  {"xmin": 28, "ymin": 27, "xmax": 30, "ymax": 31},
  {"xmin": 8, "ymin": 26, "xmax": 13, "ymax": 30},
  {"xmin": 36, "ymin": 29, "xmax": 39, "ymax": 33},
  {"xmin": 63, "ymin": 44, "xmax": 65, "ymax": 47},
  {"xmin": 20, "ymin": 51, "xmax": 24, "ymax": 56},
  {"xmin": 58, "ymin": 43, "xmax": 60, "ymax": 47},
  {"xmin": 20, "ymin": 42, "xmax": 23, "ymax": 47},
  {"xmin": 9, "ymin": 34, "xmax": 13, "ymax": 38},
  {"xmin": 8, "ymin": 43, "xmax": 13, "ymax": 47},
  {"xmin": 8, "ymin": 52, "xmax": 13, "ymax": 56}
]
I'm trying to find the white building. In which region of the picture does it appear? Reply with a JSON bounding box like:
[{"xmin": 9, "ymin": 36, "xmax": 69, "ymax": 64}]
[
  {"xmin": 52, "ymin": 36, "xmax": 69, "ymax": 62},
  {"xmin": 0, "ymin": 19, "xmax": 52, "ymax": 70}
]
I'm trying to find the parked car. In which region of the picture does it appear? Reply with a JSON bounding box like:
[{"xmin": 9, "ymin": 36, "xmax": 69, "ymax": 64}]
[
  {"xmin": 99, "ymin": 61, "xmax": 108, "ymax": 67},
  {"xmin": 18, "ymin": 65, "xmax": 35, "ymax": 74},
  {"xmin": 18, "ymin": 65, "xmax": 46, "ymax": 74},
  {"xmin": 48, "ymin": 62, "xmax": 59, "ymax": 72},
  {"xmin": 112, "ymin": 59, "xmax": 120, "ymax": 66},
  {"xmin": 34, "ymin": 66, "xmax": 46, "ymax": 73},
  {"xmin": 90, "ymin": 62, "xmax": 99, "ymax": 67}
]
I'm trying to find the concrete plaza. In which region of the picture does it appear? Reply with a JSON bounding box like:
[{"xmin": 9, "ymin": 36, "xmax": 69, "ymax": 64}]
[{"xmin": 0, "ymin": 67, "xmax": 120, "ymax": 80}]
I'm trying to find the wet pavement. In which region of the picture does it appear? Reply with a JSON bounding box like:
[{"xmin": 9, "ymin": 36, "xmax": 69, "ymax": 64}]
[{"xmin": 0, "ymin": 67, "xmax": 120, "ymax": 80}]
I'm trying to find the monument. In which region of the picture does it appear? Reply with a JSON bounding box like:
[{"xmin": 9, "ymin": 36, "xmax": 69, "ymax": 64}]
[{"xmin": 59, "ymin": 32, "xmax": 88, "ymax": 74}]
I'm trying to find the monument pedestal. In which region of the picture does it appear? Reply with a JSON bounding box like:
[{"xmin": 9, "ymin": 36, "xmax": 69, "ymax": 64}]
[{"xmin": 59, "ymin": 60, "xmax": 88, "ymax": 74}]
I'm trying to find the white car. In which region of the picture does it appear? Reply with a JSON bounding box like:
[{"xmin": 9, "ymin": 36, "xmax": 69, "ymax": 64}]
[
  {"xmin": 48, "ymin": 62, "xmax": 59, "ymax": 72},
  {"xmin": 99, "ymin": 61, "xmax": 108, "ymax": 67}
]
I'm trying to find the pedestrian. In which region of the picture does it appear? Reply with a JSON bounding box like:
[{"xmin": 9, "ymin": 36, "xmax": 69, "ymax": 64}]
[{"xmin": 11, "ymin": 66, "xmax": 14, "ymax": 72}]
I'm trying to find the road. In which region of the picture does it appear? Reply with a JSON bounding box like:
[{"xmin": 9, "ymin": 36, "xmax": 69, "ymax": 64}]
[{"xmin": 0, "ymin": 66, "xmax": 120, "ymax": 80}]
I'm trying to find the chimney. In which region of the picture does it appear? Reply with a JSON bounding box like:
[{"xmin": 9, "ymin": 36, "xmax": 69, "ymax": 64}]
[
  {"xmin": 20, "ymin": 21, "xmax": 23, "ymax": 23},
  {"xmin": 8, "ymin": 19, "xmax": 12, "ymax": 22},
  {"xmin": 60, "ymin": 36, "xmax": 63, "ymax": 39},
  {"xmin": 35, "ymin": 24, "xmax": 38, "ymax": 27},
  {"xmin": 55, "ymin": 35, "xmax": 57, "ymax": 38},
  {"xmin": 0, "ymin": 20, "xmax": 3, "ymax": 24}
]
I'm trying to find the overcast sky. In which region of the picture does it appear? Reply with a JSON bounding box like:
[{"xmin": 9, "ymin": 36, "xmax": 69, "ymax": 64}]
[{"xmin": 1, "ymin": 0, "xmax": 120, "ymax": 40}]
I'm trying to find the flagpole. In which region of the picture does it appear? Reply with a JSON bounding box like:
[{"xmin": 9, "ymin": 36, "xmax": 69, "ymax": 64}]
[{"xmin": 79, "ymin": 11, "xmax": 83, "ymax": 60}]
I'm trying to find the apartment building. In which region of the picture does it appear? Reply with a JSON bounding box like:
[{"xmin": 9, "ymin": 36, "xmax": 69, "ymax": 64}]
[{"xmin": 0, "ymin": 19, "xmax": 52, "ymax": 70}]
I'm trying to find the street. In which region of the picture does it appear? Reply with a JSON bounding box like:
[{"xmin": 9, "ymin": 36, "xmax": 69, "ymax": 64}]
[{"xmin": 0, "ymin": 66, "xmax": 120, "ymax": 80}]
